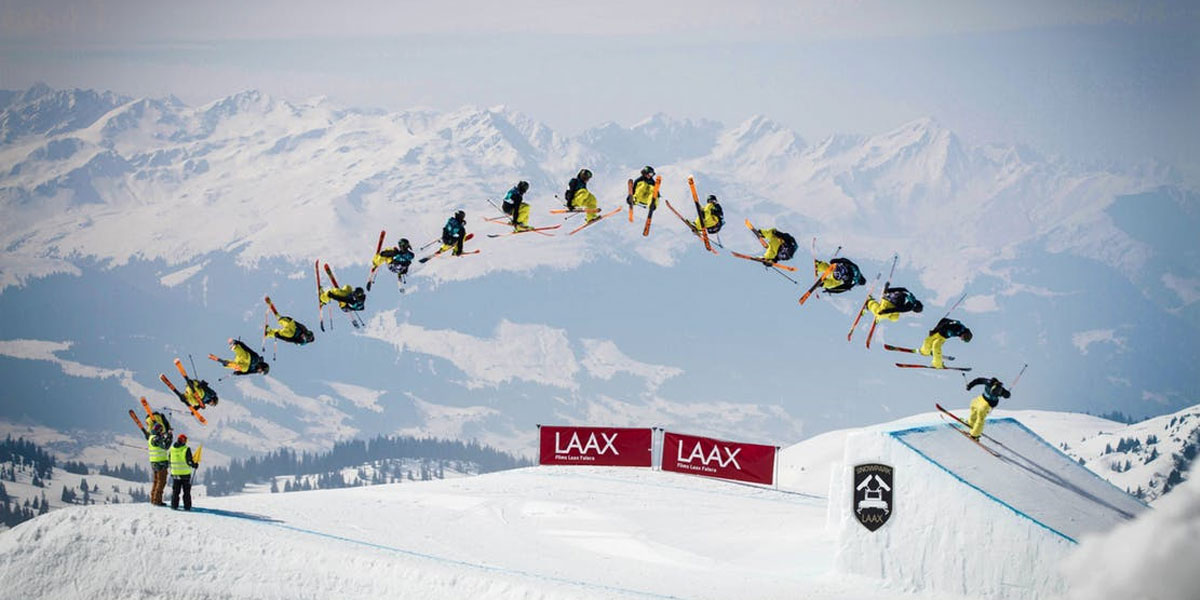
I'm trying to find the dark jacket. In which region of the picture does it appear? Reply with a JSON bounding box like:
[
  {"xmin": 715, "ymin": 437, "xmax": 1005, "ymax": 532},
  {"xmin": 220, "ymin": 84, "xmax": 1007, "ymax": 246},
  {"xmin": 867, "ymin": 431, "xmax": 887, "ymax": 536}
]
[
  {"xmin": 930, "ymin": 318, "xmax": 969, "ymax": 339},
  {"xmin": 880, "ymin": 286, "xmax": 920, "ymax": 315},
  {"xmin": 967, "ymin": 377, "xmax": 1011, "ymax": 407}
]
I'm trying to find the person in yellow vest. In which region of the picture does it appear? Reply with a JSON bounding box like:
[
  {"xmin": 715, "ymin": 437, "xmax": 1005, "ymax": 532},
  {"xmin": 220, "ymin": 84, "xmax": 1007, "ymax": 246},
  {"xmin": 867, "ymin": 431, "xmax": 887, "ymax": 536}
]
[
  {"xmin": 145, "ymin": 421, "xmax": 171, "ymax": 506},
  {"xmin": 169, "ymin": 433, "xmax": 199, "ymax": 511},
  {"xmin": 964, "ymin": 377, "xmax": 1011, "ymax": 439}
]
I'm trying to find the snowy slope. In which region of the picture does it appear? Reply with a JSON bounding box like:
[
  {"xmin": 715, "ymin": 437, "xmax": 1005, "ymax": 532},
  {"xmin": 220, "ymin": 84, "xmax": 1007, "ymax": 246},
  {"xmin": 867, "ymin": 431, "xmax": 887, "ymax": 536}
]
[{"xmin": 0, "ymin": 418, "xmax": 1185, "ymax": 600}]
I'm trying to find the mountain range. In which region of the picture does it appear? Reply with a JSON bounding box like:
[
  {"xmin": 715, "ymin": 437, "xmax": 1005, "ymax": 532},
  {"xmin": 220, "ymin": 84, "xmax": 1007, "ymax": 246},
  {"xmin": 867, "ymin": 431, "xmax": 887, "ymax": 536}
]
[{"xmin": 0, "ymin": 84, "xmax": 1196, "ymax": 471}]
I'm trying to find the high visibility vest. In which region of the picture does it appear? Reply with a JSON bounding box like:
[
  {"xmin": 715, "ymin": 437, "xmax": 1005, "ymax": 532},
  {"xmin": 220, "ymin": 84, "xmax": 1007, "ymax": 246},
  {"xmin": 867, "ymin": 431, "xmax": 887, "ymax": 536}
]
[
  {"xmin": 169, "ymin": 445, "xmax": 192, "ymax": 477},
  {"xmin": 148, "ymin": 436, "xmax": 168, "ymax": 463}
]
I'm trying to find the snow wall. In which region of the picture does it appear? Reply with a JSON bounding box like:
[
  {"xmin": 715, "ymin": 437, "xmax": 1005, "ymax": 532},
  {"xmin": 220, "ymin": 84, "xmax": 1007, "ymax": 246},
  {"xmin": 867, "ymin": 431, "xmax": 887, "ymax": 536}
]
[{"xmin": 829, "ymin": 418, "xmax": 1147, "ymax": 600}]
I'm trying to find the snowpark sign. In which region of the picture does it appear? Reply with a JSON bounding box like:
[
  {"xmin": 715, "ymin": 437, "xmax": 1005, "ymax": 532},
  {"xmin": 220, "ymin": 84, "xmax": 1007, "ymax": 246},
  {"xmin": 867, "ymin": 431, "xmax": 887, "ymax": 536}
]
[
  {"xmin": 853, "ymin": 463, "xmax": 894, "ymax": 532},
  {"xmin": 538, "ymin": 426, "xmax": 653, "ymax": 467},
  {"xmin": 660, "ymin": 431, "xmax": 777, "ymax": 485}
]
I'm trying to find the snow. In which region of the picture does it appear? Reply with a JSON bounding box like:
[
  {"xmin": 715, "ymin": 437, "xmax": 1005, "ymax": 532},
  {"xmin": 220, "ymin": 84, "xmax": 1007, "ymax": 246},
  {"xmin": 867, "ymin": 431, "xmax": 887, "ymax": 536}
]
[{"xmin": 2, "ymin": 409, "xmax": 1179, "ymax": 599}]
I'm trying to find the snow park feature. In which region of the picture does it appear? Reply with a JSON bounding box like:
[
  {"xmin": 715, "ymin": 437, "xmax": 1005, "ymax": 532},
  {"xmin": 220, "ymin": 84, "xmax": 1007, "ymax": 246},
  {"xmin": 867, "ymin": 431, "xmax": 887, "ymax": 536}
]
[{"xmin": 830, "ymin": 416, "xmax": 1149, "ymax": 599}]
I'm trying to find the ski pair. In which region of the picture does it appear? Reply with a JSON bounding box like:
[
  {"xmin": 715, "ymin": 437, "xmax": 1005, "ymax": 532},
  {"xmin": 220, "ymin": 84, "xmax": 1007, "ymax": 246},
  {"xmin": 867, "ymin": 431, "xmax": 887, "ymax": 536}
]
[
  {"xmin": 895, "ymin": 363, "xmax": 972, "ymax": 372},
  {"xmin": 417, "ymin": 233, "xmax": 479, "ymax": 264},
  {"xmin": 882, "ymin": 344, "xmax": 956, "ymax": 362},
  {"xmin": 935, "ymin": 403, "xmax": 999, "ymax": 457},
  {"xmin": 157, "ymin": 360, "xmax": 208, "ymax": 425}
]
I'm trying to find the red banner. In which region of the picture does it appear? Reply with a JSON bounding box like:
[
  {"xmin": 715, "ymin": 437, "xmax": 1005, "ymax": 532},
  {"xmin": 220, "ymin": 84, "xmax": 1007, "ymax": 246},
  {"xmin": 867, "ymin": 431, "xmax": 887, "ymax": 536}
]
[
  {"xmin": 660, "ymin": 431, "xmax": 776, "ymax": 485},
  {"xmin": 539, "ymin": 426, "xmax": 653, "ymax": 467}
]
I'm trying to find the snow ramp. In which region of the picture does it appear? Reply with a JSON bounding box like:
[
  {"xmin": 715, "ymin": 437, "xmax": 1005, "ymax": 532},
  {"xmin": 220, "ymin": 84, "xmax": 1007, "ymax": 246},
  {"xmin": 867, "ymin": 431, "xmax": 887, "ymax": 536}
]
[{"xmin": 829, "ymin": 417, "xmax": 1147, "ymax": 600}]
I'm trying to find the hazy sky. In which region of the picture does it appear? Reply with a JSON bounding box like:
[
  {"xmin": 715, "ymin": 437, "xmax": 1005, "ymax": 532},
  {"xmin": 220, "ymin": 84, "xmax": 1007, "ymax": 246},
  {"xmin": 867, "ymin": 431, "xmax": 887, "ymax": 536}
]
[{"xmin": 1, "ymin": 0, "xmax": 1197, "ymax": 178}]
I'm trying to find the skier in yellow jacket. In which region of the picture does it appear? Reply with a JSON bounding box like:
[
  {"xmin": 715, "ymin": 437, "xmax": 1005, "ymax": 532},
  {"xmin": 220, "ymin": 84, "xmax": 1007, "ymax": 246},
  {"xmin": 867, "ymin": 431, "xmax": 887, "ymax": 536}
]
[
  {"xmin": 212, "ymin": 339, "xmax": 270, "ymax": 376},
  {"xmin": 692, "ymin": 195, "xmax": 725, "ymax": 234},
  {"xmin": 753, "ymin": 227, "xmax": 798, "ymax": 265},
  {"xmin": 628, "ymin": 166, "xmax": 659, "ymax": 210},
  {"xmin": 964, "ymin": 377, "xmax": 1010, "ymax": 439},
  {"xmin": 867, "ymin": 286, "xmax": 923, "ymax": 322}
]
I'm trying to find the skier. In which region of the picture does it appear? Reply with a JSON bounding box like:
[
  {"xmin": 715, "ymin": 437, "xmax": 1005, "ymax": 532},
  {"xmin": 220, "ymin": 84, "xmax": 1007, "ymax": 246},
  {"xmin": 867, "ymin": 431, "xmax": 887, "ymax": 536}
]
[
  {"xmin": 627, "ymin": 166, "xmax": 658, "ymax": 210},
  {"xmin": 145, "ymin": 421, "xmax": 171, "ymax": 506},
  {"xmin": 919, "ymin": 318, "xmax": 973, "ymax": 369},
  {"xmin": 501, "ymin": 181, "xmax": 533, "ymax": 231},
  {"xmin": 867, "ymin": 285, "xmax": 924, "ymax": 322},
  {"xmin": 169, "ymin": 433, "xmax": 199, "ymax": 511},
  {"xmin": 264, "ymin": 314, "xmax": 315, "ymax": 345},
  {"xmin": 754, "ymin": 227, "xmax": 798, "ymax": 266},
  {"xmin": 440, "ymin": 210, "xmax": 468, "ymax": 256},
  {"xmin": 320, "ymin": 284, "xmax": 367, "ymax": 312},
  {"xmin": 692, "ymin": 195, "xmax": 725, "ymax": 234},
  {"xmin": 964, "ymin": 376, "xmax": 1011, "ymax": 439},
  {"xmin": 170, "ymin": 374, "xmax": 218, "ymax": 410},
  {"xmin": 212, "ymin": 339, "xmax": 270, "ymax": 376},
  {"xmin": 814, "ymin": 257, "xmax": 866, "ymax": 294},
  {"xmin": 565, "ymin": 169, "xmax": 601, "ymax": 222},
  {"xmin": 372, "ymin": 238, "xmax": 415, "ymax": 284}
]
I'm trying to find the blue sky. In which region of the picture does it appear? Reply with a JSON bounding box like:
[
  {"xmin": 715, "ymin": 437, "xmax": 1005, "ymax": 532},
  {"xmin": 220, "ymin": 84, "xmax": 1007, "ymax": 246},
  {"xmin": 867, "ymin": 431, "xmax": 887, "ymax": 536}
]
[{"xmin": 1, "ymin": 1, "xmax": 1196, "ymax": 179}]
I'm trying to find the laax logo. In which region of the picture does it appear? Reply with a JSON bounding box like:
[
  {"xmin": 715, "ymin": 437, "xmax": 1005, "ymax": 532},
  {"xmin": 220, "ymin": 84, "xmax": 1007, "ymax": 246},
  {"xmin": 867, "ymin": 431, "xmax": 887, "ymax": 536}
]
[
  {"xmin": 677, "ymin": 441, "xmax": 742, "ymax": 469},
  {"xmin": 853, "ymin": 463, "xmax": 893, "ymax": 532},
  {"xmin": 555, "ymin": 432, "xmax": 619, "ymax": 455}
]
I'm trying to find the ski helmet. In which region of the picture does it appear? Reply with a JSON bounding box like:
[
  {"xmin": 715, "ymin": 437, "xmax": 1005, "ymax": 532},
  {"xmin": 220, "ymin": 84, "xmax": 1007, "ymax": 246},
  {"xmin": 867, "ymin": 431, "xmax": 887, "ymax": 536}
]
[
  {"xmin": 300, "ymin": 330, "xmax": 315, "ymax": 344},
  {"xmin": 517, "ymin": 181, "xmax": 530, "ymax": 193},
  {"xmin": 961, "ymin": 329, "xmax": 973, "ymax": 343},
  {"xmin": 912, "ymin": 300, "xmax": 924, "ymax": 313},
  {"xmin": 641, "ymin": 166, "xmax": 655, "ymax": 176},
  {"xmin": 706, "ymin": 194, "xmax": 718, "ymax": 204},
  {"xmin": 397, "ymin": 238, "xmax": 410, "ymax": 249},
  {"xmin": 177, "ymin": 434, "xmax": 187, "ymax": 444},
  {"xmin": 578, "ymin": 168, "xmax": 592, "ymax": 181},
  {"xmin": 258, "ymin": 362, "xmax": 270, "ymax": 375},
  {"xmin": 454, "ymin": 210, "xmax": 465, "ymax": 221}
]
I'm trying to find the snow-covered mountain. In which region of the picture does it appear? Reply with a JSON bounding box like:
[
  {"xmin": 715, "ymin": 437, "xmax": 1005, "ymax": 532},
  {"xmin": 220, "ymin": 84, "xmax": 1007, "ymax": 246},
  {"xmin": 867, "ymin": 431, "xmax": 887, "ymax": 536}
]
[{"xmin": 0, "ymin": 85, "xmax": 1196, "ymax": 474}]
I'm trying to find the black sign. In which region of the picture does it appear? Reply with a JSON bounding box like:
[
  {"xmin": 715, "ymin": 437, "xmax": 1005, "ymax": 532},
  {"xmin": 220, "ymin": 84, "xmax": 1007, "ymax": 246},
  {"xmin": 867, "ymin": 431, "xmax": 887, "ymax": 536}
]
[{"xmin": 853, "ymin": 463, "xmax": 893, "ymax": 532}]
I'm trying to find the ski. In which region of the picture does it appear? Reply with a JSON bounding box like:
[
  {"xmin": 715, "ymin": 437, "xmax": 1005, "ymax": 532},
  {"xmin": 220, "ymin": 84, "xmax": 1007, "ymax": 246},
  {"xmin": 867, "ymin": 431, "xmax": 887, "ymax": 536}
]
[
  {"xmin": 365, "ymin": 230, "xmax": 387, "ymax": 291},
  {"xmin": 864, "ymin": 254, "xmax": 900, "ymax": 349},
  {"xmin": 686, "ymin": 176, "xmax": 713, "ymax": 252},
  {"xmin": 745, "ymin": 219, "xmax": 767, "ymax": 248},
  {"xmin": 641, "ymin": 175, "xmax": 662, "ymax": 236},
  {"xmin": 730, "ymin": 251, "xmax": 798, "ymax": 272},
  {"xmin": 486, "ymin": 224, "xmax": 561, "ymax": 238},
  {"xmin": 663, "ymin": 199, "xmax": 718, "ymax": 254},
  {"xmin": 798, "ymin": 245, "xmax": 843, "ymax": 306},
  {"xmin": 935, "ymin": 403, "xmax": 999, "ymax": 457},
  {"xmin": 627, "ymin": 179, "xmax": 635, "ymax": 223},
  {"xmin": 315, "ymin": 259, "xmax": 325, "ymax": 332},
  {"xmin": 418, "ymin": 233, "xmax": 475, "ymax": 264},
  {"xmin": 883, "ymin": 344, "xmax": 955, "ymax": 362},
  {"xmin": 895, "ymin": 363, "xmax": 972, "ymax": 372},
  {"xmin": 848, "ymin": 271, "xmax": 884, "ymax": 342},
  {"xmin": 173, "ymin": 357, "xmax": 189, "ymax": 379},
  {"xmin": 128, "ymin": 409, "xmax": 146, "ymax": 435},
  {"xmin": 568, "ymin": 207, "xmax": 623, "ymax": 235}
]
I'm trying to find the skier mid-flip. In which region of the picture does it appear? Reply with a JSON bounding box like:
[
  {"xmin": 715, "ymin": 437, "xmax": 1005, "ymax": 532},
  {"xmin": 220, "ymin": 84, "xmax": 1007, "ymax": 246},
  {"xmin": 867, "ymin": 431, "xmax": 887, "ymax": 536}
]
[
  {"xmin": 264, "ymin": 298, "xmax": 316, "ymax": 345},
  {"xmin": 918, "ymin": 317, "xmax": 972, "ymax": 369},
  {"xmin": 371, "ymin": 237, "xmax": 415, "ymax": 285},
  {"xmin": 502, "ymin": 181, "xmax": 533, "ymax": 231},
  {"xmin": 211, "ymin": 339, "xmax": 270, "ymax": 376},
  {"xmin": 963, "ymin": 376, "xmax": 1010, "ymax": 439},
  {"xmin": 814, "ymin": 257, "xmax": 866, "ymax": 294},
  {"xmin": 442, "ymin": 210, "xmax": 468, "ymax": 256},
  {"xmin": 692, "ymin": 194, "xmax": 725, "ymax": 235},
  {"xmin": 628, "ymin": 166, "xmax": 659, "ymax": 212},
  {"xmin": 754, "ymin": 226, "xmax": 798, "ymax": 266},
  {"xmin": 867, "ymin": 285, "xmax": 924, "ymax": 322},
  {"xmin": 564, "ymin": 169, "xmax": 603, "ymax": 223}
]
